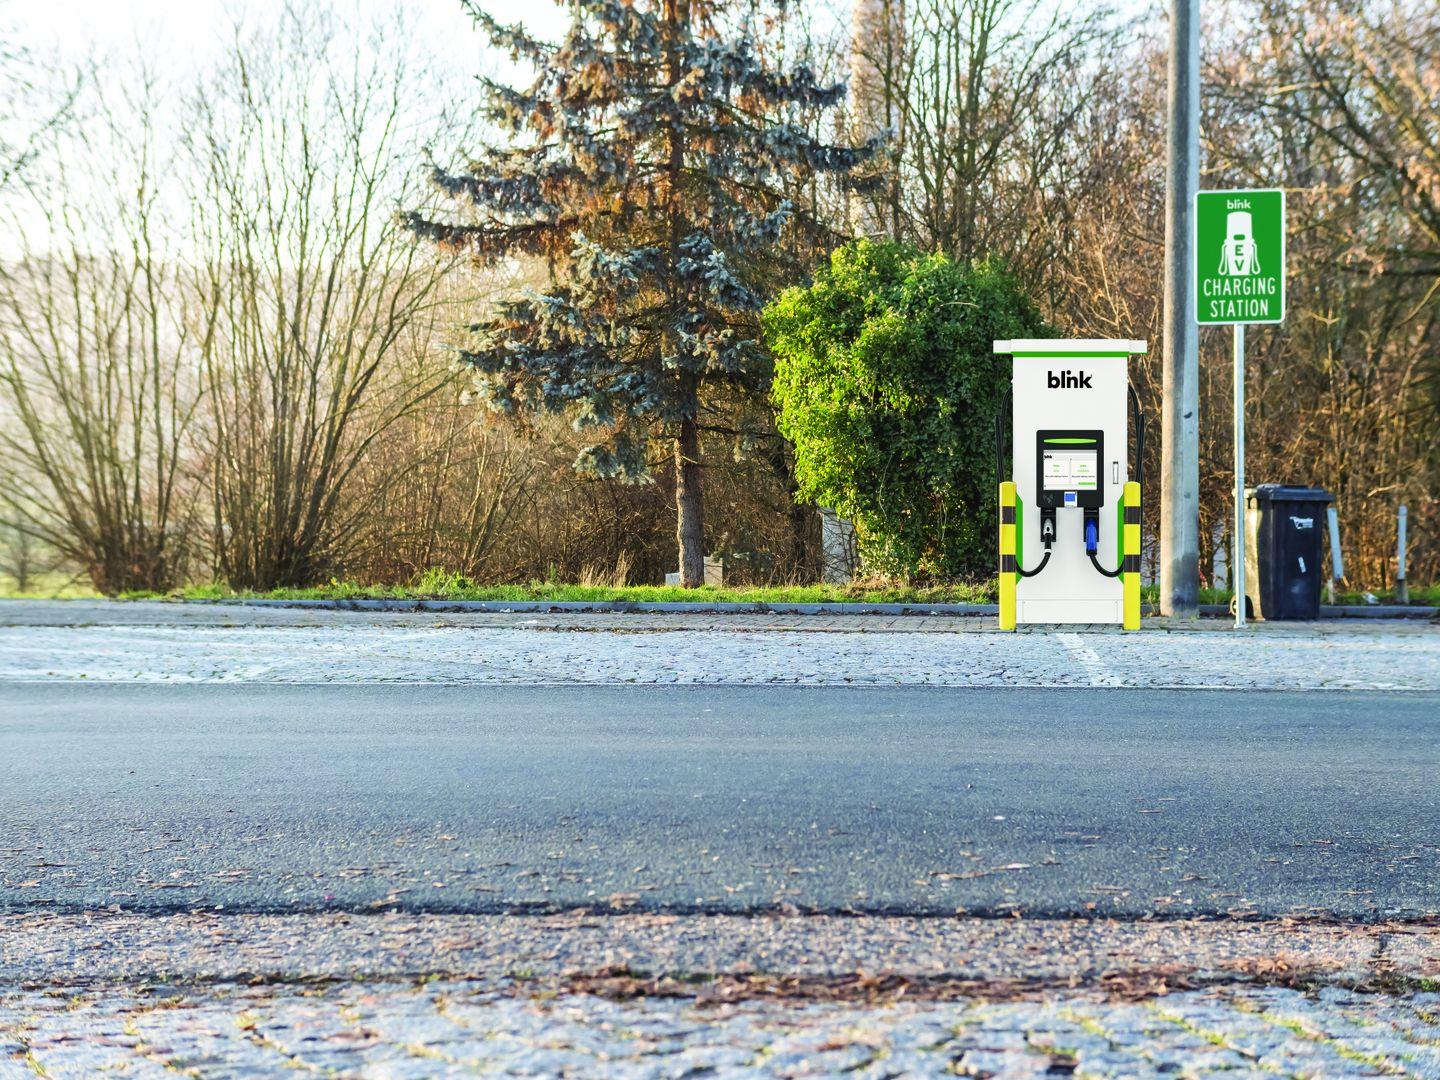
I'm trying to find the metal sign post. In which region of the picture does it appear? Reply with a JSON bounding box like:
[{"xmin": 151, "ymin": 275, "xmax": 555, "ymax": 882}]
[
  {"xmin": 1195, "ymin": 188, "xmax": 1287, "ymax": 628},
  {"xmin": 1232, "ymin": 323, "xmax": 1246, "ymax": 626}
]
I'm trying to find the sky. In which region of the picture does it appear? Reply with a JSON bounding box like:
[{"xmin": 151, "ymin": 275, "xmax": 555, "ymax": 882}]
[
  {"xmin": 11, "ymin": 0, "xmax": 1137, "ymax": 94},
  {"xmin": 2, "ymin": 0, "xmax": 575, "ymax": 257},
  {"xmin": 11, "ymin": 0, "xmax": 570, "ymax": 74}
]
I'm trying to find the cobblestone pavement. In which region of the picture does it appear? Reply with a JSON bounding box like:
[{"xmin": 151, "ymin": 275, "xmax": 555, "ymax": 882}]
[
  {"xmin": 4, "ymin": 979, "xmax": 1440, "ymax": 1078},
  {"xmin": 1, "ymin": 617, "xmax": 1438, "ymax": 689},
  {"xmin": 3, "ymin": 914, "xmax": 1438, "ymax": 1077}
]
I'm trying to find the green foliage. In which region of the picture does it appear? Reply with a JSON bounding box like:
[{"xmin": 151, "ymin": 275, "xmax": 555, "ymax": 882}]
[
  {"xmin": 151, "ymin": 575, "xmax": 997, "ymax": 605},
  {"xmin": 26, "ymin": 573, "xmax": 1440, "ymax": 608},
  {"xmin": 764, "ymin": 240, "xmax": 1050, "ymax": 580}
]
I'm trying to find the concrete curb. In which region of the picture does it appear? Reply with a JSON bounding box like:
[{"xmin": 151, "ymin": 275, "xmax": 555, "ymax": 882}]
[
  {"xmin": 1199, "ymin": 603, "xmax": 1437, "ymax": 620},
  {"xmin": 5, "ymin": 912, "xmax": 1435, "ymax": 987},
  {"xmin": 15, "ymin": 596, "xmax": 1433, "ymax": 619},
  {"xmin": 163, "ymin": 598, "xmax": 1437, "ymax": 618},
  {"xmin": 185, "ymin": 598, "xmax": 1002, "ymax": 616}
]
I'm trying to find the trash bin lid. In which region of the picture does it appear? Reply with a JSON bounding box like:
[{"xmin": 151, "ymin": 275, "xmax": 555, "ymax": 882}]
[{"xmin": 1246, "ymin": 484, "xmax": 1334, "ymax": 504}]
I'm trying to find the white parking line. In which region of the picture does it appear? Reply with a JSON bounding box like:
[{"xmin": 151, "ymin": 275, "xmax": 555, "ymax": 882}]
[{"xmin": 1054, "ymin": 632, "xmax": 1125, "ymax": 687}]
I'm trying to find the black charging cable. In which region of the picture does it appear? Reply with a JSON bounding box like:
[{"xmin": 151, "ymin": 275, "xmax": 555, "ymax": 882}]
[
  {"xmin": 1085, "ymin": 381, "xmax": 1144, "ymax": 580},
  {"xmin": 1018, "ymin": 550, "xmax": 1051, "ymax": 578},
  {"xmin": 1089, "ymin": 553, "xmax": 1123, "ymax": 578},
  {"xmin": 1017, "ymin": 509, "xmax": 1055, "ymax": 577},
  {"xmin": 995, "ymin": 385, "xmax": 1010, "ymax": 491},
  {"xmin": 1129, "ymin": 381, "xmax": 1144, "ymax": 485},
  {"xmin": 998, "ymin": 386, "xmax": 1051, "ymax": 578}
]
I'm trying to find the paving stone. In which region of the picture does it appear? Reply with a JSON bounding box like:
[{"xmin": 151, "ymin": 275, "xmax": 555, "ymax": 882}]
[
  {"xmin": 961, "ymin": 1029, "xmax": 1033, "ymax": 1051},
  {"xmin": 1141, "ymin": 1043, "xmax": 1248, "ymax": 1073},
  {"xmin": 955, "ymin": 1047, "xmax": 1052, "ymax": 1076},
  {"xmin": 364, "ymin": 1058, "xmax": 479, "ymax": 1079},
  {"xmin": 1072, "ymin": 1047, "xmax": 1167, "ymax": 1077}
]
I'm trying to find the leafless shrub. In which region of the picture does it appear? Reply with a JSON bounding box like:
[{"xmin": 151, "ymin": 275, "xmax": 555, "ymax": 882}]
[
  {"xmin": 189, "ymin": 5, "xmax": 468, "ymax": 588},
  {"xmin": 0, "ymin": 62, "xmax": 204, "ymax": 594},
  {"xmin": 0, "ymin": 1, "xmax": 78, "ymax": 192}
]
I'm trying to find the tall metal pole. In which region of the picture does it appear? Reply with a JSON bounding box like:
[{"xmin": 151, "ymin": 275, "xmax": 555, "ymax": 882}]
[
  {"xmin": 1232, "ymin": 323, "xmax": 1245, "ymax": 628},
  {"xmin": 1160, "ymin": 0, "xmax": 1201, "ymax": 617}
]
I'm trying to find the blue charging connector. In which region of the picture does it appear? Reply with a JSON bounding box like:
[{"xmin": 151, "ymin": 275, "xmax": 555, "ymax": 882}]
[{"xmin": 1085, "ymin": 508, "xmax": 1124, "ymax": 578}]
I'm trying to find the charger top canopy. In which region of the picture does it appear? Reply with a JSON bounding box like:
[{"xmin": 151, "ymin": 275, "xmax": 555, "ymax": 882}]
[{"xmin": 993, "ymin": 339, "xmax": 1147, "ymax": 357}]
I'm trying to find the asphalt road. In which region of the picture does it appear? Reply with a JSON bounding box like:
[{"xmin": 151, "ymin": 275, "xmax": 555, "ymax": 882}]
[{"xmin": 1, "ymin": 684, "xmax": 1435, "ymax": 918}]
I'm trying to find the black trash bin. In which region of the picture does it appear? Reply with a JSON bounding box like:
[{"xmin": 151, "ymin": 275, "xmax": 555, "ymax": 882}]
[{"xmin": 1242, "ymin": 485, "xmax": 1334, "ymax": 620}]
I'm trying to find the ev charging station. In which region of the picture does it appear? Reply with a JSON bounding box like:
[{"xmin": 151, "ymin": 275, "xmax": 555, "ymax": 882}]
[{"xmin": 992, "ymin": 340, "xmax": 1148, "ymax": 629}]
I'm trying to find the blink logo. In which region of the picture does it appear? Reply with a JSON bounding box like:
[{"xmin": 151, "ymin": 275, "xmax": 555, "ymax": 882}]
[{"xmin": 1047, "ymin": 370, "xmax": 1093, "ymax": 389}]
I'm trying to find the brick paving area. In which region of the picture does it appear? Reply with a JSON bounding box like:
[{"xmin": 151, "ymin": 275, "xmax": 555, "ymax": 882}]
[
  {"xmin": 1, "ymin": 620, "xmax": 1438, "ymax": 689},
  {"xmin": 3, "ymin": 981, "xmax": 1440, "ymax": 1078}
]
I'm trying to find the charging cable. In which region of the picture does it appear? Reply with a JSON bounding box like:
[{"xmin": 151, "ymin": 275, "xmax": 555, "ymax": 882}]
[
  {"xmin": 1085, "ymin": 512, "xmax": 1124, "ymax": 578},
  {"xmin": 1018, "ymin": 551, "xmax": 1051, "ymax": 578},
  {"xmin": 1017, "ymin": 509, "xmax": 1055, "ymax": 578}
]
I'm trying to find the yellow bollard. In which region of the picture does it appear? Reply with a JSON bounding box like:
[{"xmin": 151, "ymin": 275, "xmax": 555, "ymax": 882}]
[
  {"xmin": 1123, "ymin": 480, "xmax": 1141, "ymax": 630},
  {"xmin": 999, "ymin": 481, "xmax": 1017, "ymax": 631}
]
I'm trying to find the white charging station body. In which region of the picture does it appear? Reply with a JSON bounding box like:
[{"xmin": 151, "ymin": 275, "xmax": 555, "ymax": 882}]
[{"xmin": 993, "ymin": 339, "xmax": 1147, "ymax": 625}]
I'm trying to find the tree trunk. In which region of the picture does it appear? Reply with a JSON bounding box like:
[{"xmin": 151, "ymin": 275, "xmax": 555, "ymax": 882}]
[{"xmin": 674, "ymin": 417, "xmax": 705, "ymax": 587}]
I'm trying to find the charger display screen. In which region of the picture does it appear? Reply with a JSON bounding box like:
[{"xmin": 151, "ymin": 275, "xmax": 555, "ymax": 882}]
[
  {"xmin": 1041, "ymin": 449, "xmax": 1098, "ymax": 492},
  {"xmin": 1035, "ymin": 430, "xmax": 1105, "ymax": 510}
]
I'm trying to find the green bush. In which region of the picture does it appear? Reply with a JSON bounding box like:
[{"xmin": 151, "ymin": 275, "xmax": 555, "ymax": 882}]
[{"xmin": 764, "ymin": 241, "xmax": 1050, "ymax": 580}]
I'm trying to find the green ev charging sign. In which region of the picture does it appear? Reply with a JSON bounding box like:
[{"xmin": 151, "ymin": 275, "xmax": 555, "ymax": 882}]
[{"xmin": 1194, "ymin": 189, "xmax": 1286, "ymax": 325}]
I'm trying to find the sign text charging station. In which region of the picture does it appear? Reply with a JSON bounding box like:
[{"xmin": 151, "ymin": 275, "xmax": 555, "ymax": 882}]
[{"xmin": 992, "ymin": 339, "xmax": 1148, "ymax": 629}]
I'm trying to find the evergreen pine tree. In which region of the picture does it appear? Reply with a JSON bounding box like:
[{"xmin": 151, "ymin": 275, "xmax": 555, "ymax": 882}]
[{"xmin": 408, "ymin": 0, "xmax": 875, "ymax": 586}]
